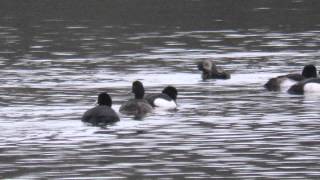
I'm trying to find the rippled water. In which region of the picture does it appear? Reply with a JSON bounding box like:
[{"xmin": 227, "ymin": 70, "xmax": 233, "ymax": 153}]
[{"xmin": 1, "ymin": 0, "xmax": 320, "ymax": 179}]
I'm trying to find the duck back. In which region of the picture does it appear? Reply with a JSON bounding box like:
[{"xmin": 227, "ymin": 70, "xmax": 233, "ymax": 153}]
[{"xmin": 82, "ymin": 106, "xmax": 119, "ymax": 124}]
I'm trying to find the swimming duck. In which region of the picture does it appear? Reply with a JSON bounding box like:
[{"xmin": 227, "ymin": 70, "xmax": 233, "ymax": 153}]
[
  {"xmin": 264, "ymin": 64, "xmax": 317, "ymax": 91},
  {"xmin": 119, "ymin": 81, "xmax": 153, "ymax": 117},
  {"xmin": 145, "ymin": 86, "xmax": 178, "ymax": 109},
  {"xmin": 197, "ymin": 60, "xmax": 230, "ymax": 80},
  {"xmin": 288, "ymin": 78, "xmax": 320, "ymax": 95},
  {"xmin": 82, "ymin": 92, "xmax": 119, "ymax": 124}
]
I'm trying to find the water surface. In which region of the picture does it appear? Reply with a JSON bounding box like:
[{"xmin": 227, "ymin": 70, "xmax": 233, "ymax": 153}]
[{"xmin": 1, "ymin": 0, "xmax": 320, "ymax": 179}]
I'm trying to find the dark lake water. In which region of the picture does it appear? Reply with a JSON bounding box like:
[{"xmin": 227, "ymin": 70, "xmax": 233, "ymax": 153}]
[{"xmin": 1, "ymin": 0, "xmax": 320, "ymax": 179}]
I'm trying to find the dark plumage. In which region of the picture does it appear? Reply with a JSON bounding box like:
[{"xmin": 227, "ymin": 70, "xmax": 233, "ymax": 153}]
[
  {"xmin": 264, "ymin": 64, "xmax": 317, "ymax": 91},
  {"xmin": 197, "ymin": 60, "xmax": 230, "ymax": 80},
  {"xmin": 82, "ymin": 92, "xmax": 119, "ymax": 125},
  {"xmin": 145, "ymin": 86, "xmax": 178, "ymax": 109},
  {"xmin": 288, "ymin": 78, "xmax": 320, "ymax": 95},
  {"xmin": 162, "ymin": 86, "xmax": 178, "ymax": 101},
  {"xmin": 120, "ymin": 81, "xmax": 153, "ymax": 118}
]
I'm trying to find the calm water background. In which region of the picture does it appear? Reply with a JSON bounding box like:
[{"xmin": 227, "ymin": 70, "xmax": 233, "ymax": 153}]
[{"xmin": 1, "ymin": 0, "xmax": 320, "ymax": 179}]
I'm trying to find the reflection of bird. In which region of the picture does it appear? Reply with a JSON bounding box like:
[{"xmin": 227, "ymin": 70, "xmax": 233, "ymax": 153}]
[
  {"xmin": 264, "ymin": 64, "xmax": 317, "ymax": 91},
  {"xmin": 197, "ymin": 60, "xmax": 230, "ymax": 80},
  {"xmin": 82, "ymin": 92, "xmax": 119, "ymax": 125},
  {"xmin": 120, "ymin": 81, "xmax": 153, "ymax": 118},
  {"xmin": 145, "ymin": 86, "xmax": 178, "ymax": 109}
]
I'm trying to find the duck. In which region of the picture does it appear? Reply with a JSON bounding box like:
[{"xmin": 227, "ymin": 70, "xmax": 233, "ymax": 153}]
[
  {"xmin": 197, "ymin": 60, "xmax": 230, "ymax": 80},
  {"xmin": 264, "ymin": 64, "xmax": 317, "ymax": 91},
  {"xmin": 119, "ymin": 81, "xmax": 153, "ymax": 118},
  {"xmin": 82, "ymin": 92, "xmax": 119, "ymax": 125},
  {"xmin": 145, "ymin": 86, "xmax": 178, "ymax": 109},
  {"xmin": 288, "ymin": 78, "xmax": 320, "ymax": 95}
]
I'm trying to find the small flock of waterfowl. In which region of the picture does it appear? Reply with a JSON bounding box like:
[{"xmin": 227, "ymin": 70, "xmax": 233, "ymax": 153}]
[
  {"xmin": 82, "ymin": 81, "xmax": 178, "ymax": 124},
  {"xmin": 82, "ymin": 60, "xmax": 320, "ymax": 125}
]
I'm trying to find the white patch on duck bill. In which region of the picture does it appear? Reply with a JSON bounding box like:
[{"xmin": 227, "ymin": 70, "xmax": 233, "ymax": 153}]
[
  {"xmin": 303, "ymin": 83, "xmax": 320, "ymax": 94},
  {"xmin": 154, "ymin": 98, "xmax": 177, "ymax": 109},
  {"xmin": 280, "ymin": 79, "xmax": 297, "ymax": 92}
]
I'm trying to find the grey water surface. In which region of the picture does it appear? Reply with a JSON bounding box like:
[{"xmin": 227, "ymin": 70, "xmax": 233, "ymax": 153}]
[{"xmin": 1, "ymin": 0, "xmax": 320, "ymax": 179}]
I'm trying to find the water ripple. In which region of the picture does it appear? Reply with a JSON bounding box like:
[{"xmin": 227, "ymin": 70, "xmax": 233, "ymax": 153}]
[{"xmin": 1, "ymin": 7, "xmax": 320, "ymax": 179}]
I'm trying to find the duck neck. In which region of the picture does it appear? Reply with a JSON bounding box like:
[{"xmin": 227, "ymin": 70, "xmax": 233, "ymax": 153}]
[{"xmin": 135, "ymin": 91, "xmax": 144, "ymax": 99}]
